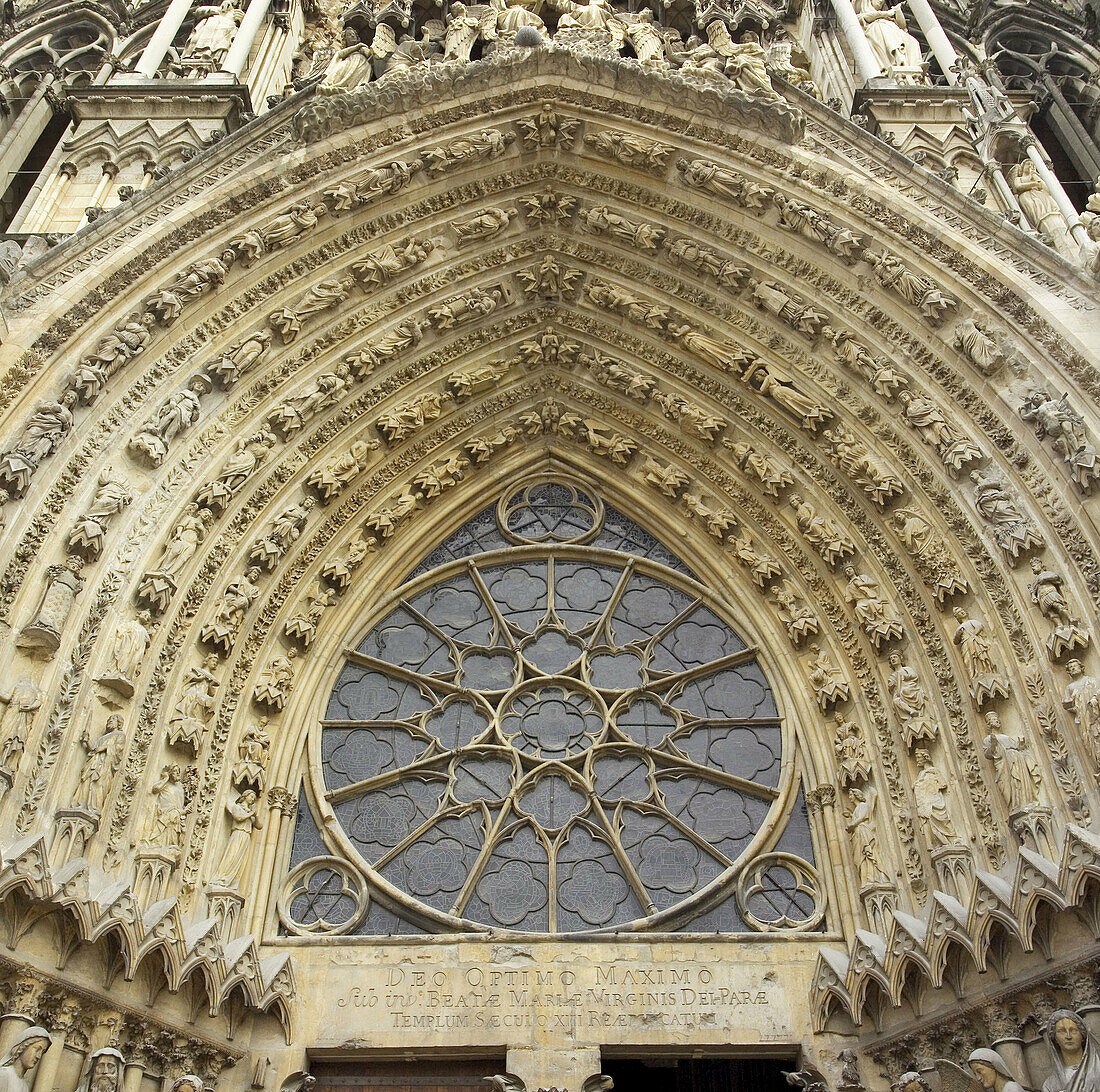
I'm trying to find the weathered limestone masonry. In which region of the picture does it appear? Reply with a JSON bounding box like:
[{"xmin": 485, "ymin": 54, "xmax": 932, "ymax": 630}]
[{"xmin": 0, "ymin": 0, "xmax": 1097, "ymax": 1090}]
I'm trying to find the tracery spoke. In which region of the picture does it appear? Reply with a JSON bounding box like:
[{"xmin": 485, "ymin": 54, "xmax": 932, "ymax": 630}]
[
  {"xmin": 327, "ymin": 750, "xmax": 458, "ymax": 805},
  {"xmin": 647, "ymin": 749, "xmax": 779, "ymax": 801},
  {"xmin": 646, "ymin": 645, "xmax": 761, "ymax": 691},
  {"xmin": 583, "ymin": 560, "xmax": 636, "ymax": 647},
  {"xmin": 450, "ymin": 798, "xmax": 516, "ymax": 915},
  {"xmin": 343, "ymin": 649, "xmax": 466, "ymax": 697},
  {"xmin": 588, "ymin": 797, "xmax": 658, "ymax": 916},
  {"xmin": 467, "ymin": 562, "xmax": 521, "ymax": 648},
  {"xmin": 397, "ymin": 599, "xmax": 464, "ymax": 661}
]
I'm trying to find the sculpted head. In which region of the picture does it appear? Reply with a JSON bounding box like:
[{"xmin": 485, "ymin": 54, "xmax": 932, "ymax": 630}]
[
  {"xmin": 1066, "ymin": 659, "xmax": 1084, "ymax": 678},
  {"xmin": 3, "ymin": 1028, "xmax": 51, "ymax": 1074},
  {"xmin": 1049, "ymin": 1010, "xmax": 1087, "ymax": 1059},
  {"xmin": 888, "ymin": 652, "xmax": 901, "ymax": 668},
  {"xmin": 172, "ymin": 1078, "xmax": 204, "ymax": 1092}
]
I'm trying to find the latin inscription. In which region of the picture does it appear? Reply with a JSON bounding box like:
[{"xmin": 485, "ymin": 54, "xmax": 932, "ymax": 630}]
[{"xmin": 336, "ymin": 964, "xmax": 784, "ymax": 1034}]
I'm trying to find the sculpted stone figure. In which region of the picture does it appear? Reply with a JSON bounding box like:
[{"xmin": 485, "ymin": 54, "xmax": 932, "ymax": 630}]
[
  {"xmin": 331, "ymin": 160, "xmax": 422, "ymax": 212},
  {"xmin": 75, "ymin": 713, "xmax": 127, "ymax": 814},
  {"xmin": 642, "ymin": 455, "xmax": 689, "ymax": 497},
  {"xmin": 364, "ymin": 490, "xmax": 421, "ymax": 538},
  {"xmin": 868, "ymin": 251, "xmax": 955, "ymax": 323},
  {"xmin": 352, "ymin": 318, "xmax": 426, "ymax": 372},
  {"xmin": 653, "ymin": 391, "xmax": 725, "ymax": 442},
  {"xmin": 351, "ymin": 238, "xmax": 433, "ymax": 287},
  {"xmin": 138, "ymin": 763, "xmax": 186, "ymax": 849},
  {"xmin": 854, "ymin": 0, "xmax": 923, "ymax": 74},
  {"xmin": 81, "ymin": 313, "xmax": 156, "ymax": 377},
  {"xmin": 0, "ymin": 391, "xmax": 78, "ymax": 497},
  {"xmin": 789, "ymin": 493, "xmax": 855, "ymax": 566},
  {"xmin": 667, "ymin": 238, "xmax": 749, "ymax": 287},
  {"xmin": 580, "ymin": 205, "xmax": 664, "ymax": 249},
  {"xmin": 912, "ymin": 748, "xmax": 959, "ymax": 847},
  {"xmin": 832, "ymin": 328, "xmax": 906, "ymax": 399},
  {"xmin": 744, "ymin": 362, "xmax": 831, "ymax": 432},
  {"xmin": 823, "ymin": 426, "xmax": 903, "ymax": 506},
  {"xmin": 232, "ymin": 203, "xmax": 323, "ymax": 264},
  {"xmin": 129, "ymin": 376, "xmax": 210, "ymax": 466},
  {"xmin": 423, "ymin": 129, "xmax": 512, "ymax": 174},
  {"xmin": 284, "ymin": 588, "xmax": 337, "ymax": 648},
  {"xmin": 726, "ymin": 441, "xmax": 792, "ymax": 498},
  {"xmin": 983, "ymin": 713, "xmax": 1042, "ymax": 813},
  {"xmin": 807, "ymin": 644, "xmax": 849, "ymax": 710},
  {"xmin": 968, "ymin": 1050, "xmax": 1025, "ymax": 1092},
  {"xmin": 1010, "ymin": 160, "xmax": 1067, "ymax": 243},
  {"xmin": 253, "ymin": 649, "xmax": 298, "ymax": 712},
  {"xmin": 447, "ymin": 364, "xmax": 506, "ymax": 400},
  {"xmin": 952, "ymin": 607, "xmax": 1010, "ymax": 705},
  {"xmin": 682, "ymin": 493, "xmax": 737, "ymax": 541},
  {"xmin": 0, "ymin": 676, "xmax": 41, "ymax": 781},
  {"xmin": 322, "ymin": 533, "xmax": 376, "ymax": 591},
  {"xmin": 970, "ymin": 468, "xmax": 1044, "ymax": 563},
  {"xmin": 844, "ymin": 787, "xmax": 887, "ymax": 887},
  {"xmin": 898, "ymin": 390, "xmax": 983, "ymax": 476},
  {"xmin": 886, "ymin": 652, "xmax": 936, "ymax": 746},
  {"xmin": 319, "ymin": 26, "xmax": 374, "ymax": 93},
  {"xmin": 200, "ymin": 568, "xmax": 262, "ymax": 654},
  {"xmin": 377, "ymin": 393, "xmax": 445, "ymax": 444},
  {"xmin": 892, "ymin": 506, "xmax": 969, "ymax": 604},
  {"xmin": 232, "ymin": 717, "xmax": 270, "ymax": 789},
  {"xmin": 1042, "ymin": 1009, "xmax": 1100, "ymax": 1092},
  {"xmin": 138, "ymin": 502, "xmax": 213, "ymax": 612},
  {"xmin": 18, "ymin": 555, "xmax": 85, "ymax": 653},
  {"xmin": 216, "ymin": 788, "xmax": 263, "ymax": 888},
  {"xmin": 586, "ymin": 130, "xmax": 672, "ymax": 170},
  {"xmin": 68, "ymin": 467, "xmax": 133, "ymax": 559},
  {"xmin": 774, "ymin": 195, "xmax": 862, "ymax": 261},
  {"xmin": 677, "ymin": 157, "xmax": 772, "ymax": 209},
  {"xmin": 1063, "ymin": 659, "xmax": 1100, "ymax": 754},
  {"xmin": 196, "ymin": 429, "xmax": 276, "ymax": 511},
  {"xmin": 954, "ymin": 317, "xmax": 1005, "ymax": 375},
  {"xmin": 168, "ymin": 654, "xmax": 220, "ymax": 753},
  {"xmin": 208, "ymin": 330, "xmax": 271, "ymax": 387},
  {"xmin": 0, "ymin": 1027, "xmax": 51, "ymax": 1092},
  {"xmin": 453, "ymin": 206, "xmax": 516, "ymax": 244},
  {"xmin": 306, "ymin": 440, "xmax": 379, "ymax": 503},
  {"xmin": 268, "ymin": 365, "xmax": 352, "ymax": 438},
  {"xmin": 834, "ymin": 711, "xmax": 871, "ymax": 786},
  {"xmin": 516, "ymin": 106, "xmax": 578, "ymax": 149},
  {"xmin": 716, "ymin": 30, "xmax": 780, "ymax": 100},
  {"xmin": 269, "ymin": 278, "xmax": 355, "ymax": 343},
  {"xmin": 1020, "ymin": 389, "xmax": 1098, "ymax": 492},
  {"xmin": 730, "ymin": 533, "xmax": 780, "ymax": 588},
  {"xmin": 844, "ymin": 566, "xmax": 903, "ymax": 650},
  {"xmin": 182, "ymin": 1, "xmax": 242, "ymax": 66},
  {"xmin": 429, "ymin": 287, "xmax": 503, "ymax": 328},
  {"xmin": 249, "ymin": 498, "xmax": 315, "ymax": 570},
  {"xmin": 97, "ymin": 611, "xmax": 154, "ymax": 698},
  {"xmin": 1028, "ymin": 556, "xmax": 1089, "ymax": 660},
  {"xmin": 752, "ymin": 281, "xmax": 829, "ymax": 337},
  {"xmin": 771, "ymin": 581, "xmax": 819, "ymax": 645},
  {"xmin": 413, "ymin": 455, "xmax": 469, "ymax": 499}
]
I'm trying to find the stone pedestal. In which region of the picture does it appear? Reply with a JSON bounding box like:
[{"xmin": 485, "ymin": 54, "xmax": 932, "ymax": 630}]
[
  {"xmin": 1009, "ymin": 804, "xmax": 1058, "ymax": 859},
  {"xmin": 931, "ymin": 844, "xmax": 972, "ymax": 901},
  {"xmin": 860, "ymin": 881, "xmax": 898, "ymax": 935},
  {"xmin": 51, "ymin": 806, "xmax": 100, "ymax": 864}
]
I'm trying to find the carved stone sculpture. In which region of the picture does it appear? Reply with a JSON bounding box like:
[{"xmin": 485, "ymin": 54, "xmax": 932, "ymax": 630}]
[
  {"xmin": 892, "ymin": 506, "xmax": 969, "ymax": 604},
  {"xmin": 642, "ymin": 455, "xmax": 689, "ymax": 497},
  {"xmin": 200, "ymin": 568, "xmax": 262, "ymax": 654},
  {"xmin": 216, "ymin": 788, "xmax": 263, "ymax": 888},
  {"xmin": 912, "ymin": 748, "xmax": 960, "ymax": 847},
  {"xmin": 0, "ymin": 1026, "xmax": 51, "ymax": 1092},
  {"xmin": 1028, "ymin": 556, "xmax": 1089, "ymax": 660},
  {"xmin": 983, "ymin": 713, "xmax": 1042, "ymax": 813},
  {"xmin": 446, "ymin": 364, "xmax": 507, "ymax": 400},
  {"xmin": 269, "ymin": 277, "xmax": 355, "ymax": 343},
  {"xmin": 319, "ymin": 27, "xmax": 374, "ymax": 92},
  {"xmin": 520, "ymin": 189, "xmax": 577, "ymax": 224},
  {"xmin": 898, "ymin": 390, "xmax": 983, "ymax": 476},
  {"xmin": 743, "ymin": 361, "xmax": 831, "ymax": 432},
  {"xmin": 970, "ymin": 467, "xmax": 1044, "ymax": 563},
  {"xmin": 306, "ymin": 440, "xmax": 379, "ymax": 503},
  {"xmin": 128, "ymin": 376, "xmax": 210, "ymax": 466},
  {"xmin": 677, "ymin": 158, "xmax": 772, "ymax": 209},
  {"xmin": 1010, "ymin": 161, "xmax": 1068, "ymax": 242},
  {"xmin": 182, "ymin": 1, "xmax": 241, "ymax": 66},
  {"xmin": 730, "ymin": 533, "xmax": 781, "ymax": 587},
  {"xmin": 855, "ymin": 0, "xmax": 923, "ymax": 75},
  {"xmin": 1041, "ymin": 1009, "xmax": 1100, "ymax": 1092},
  {"xmin": 0, "ymin": 392, "xmax": 78, "ymax": 497},
  {"xmin": 352, "ymin": 238, "xmax": 434, "ymax": 287},
  {"xmin": 452, "ymin": 206, "xmax": 516, "ymax": 244},
  {"xmin": 138, "ymin": 763, "xmax": 186, "ymax": 849},
  {"xmin": 1020, "ymin": 389, "xmax": 1098, "ymax": 492},
  {"xmin": 253, "ymin": 650, "xmax": 298, "ymax": 711},
  {"xmin": 284, "ymin": 588, "xmax": 337, "ymax": 647},
  {"xmin": 137, "ymin": 502, "xmax": 213, "ymax": 612},
  {"xmin": 96, "ymin": 611, "xmax": 154, "ymax": 699},
  {"xmin": 1062, "ymin": 660, "xmax": 1100, "ymax": 755},
  {"xmin": 376, "ymin": 393, "xmax": 446, "ymax": 444},
  {"xmin": 844, "ymin": 787, "xmax": 887, "ymax": 887},
  {"xmin": 752, "ymin": 281, "xmax": 828, "ymax": 337},
  {"xmin": 967, "ymin": 1049, "xmax": 1025, "ymax": 1092},
  {"xmin": 774, "ymin": 195, "xmax": 862, "ymax": 262},
  {"xmin": 843, "ymin": 566, "xmax": 903, "ymax": 650},
  {"xmin": 517, "ymin": 257, "xmax": 583, "ymax": 298},
  {"xmin": 249, "ymin": 498, "xmax": 315, "ymax": 570},
  {"xmin": 516, "ymin": 106, "xmax": 579, "ymax": 149},
  {"xmin": 726, "ymin": 442, "xmax": 792, "ymax": 498},
  {"xmin": 585, "ymin": 130, "xmax": 671, "ymax": 171},
  {"xmin": 325, "ymin": 160, "xmax": 422, "ymax": 213},
  {"xmin": 807, "ymin": 645, "xmax": 849, "ymax": 710},
  {"xmin": 770, "ymin": 580, "xmax": 819, "ymax": 645},
  {"xmin": 789, "ymin": 493, "xmax": 855, "ymax": 565},
  {"xmin": 351, "ymin": 318, "xmax": 426, "ymax": 372},
  {"xmin": 667, "ymin": 237, "xmax": 749, "ymax": 287},
  {"xmin": 954, "ymin": 317, "xmax": 1006, "ymax": 375},
  {"xmin": 68, "ymin": 467, "xmax": 133, "ymax": 559},
  {"xmin": 74, "ymin": 713, "xmax": 127, "ymax": 815},
  {"xmin": 268, "ymin": 366, "xmax": 352, "ymax": 439},
  {"xmin": 653, "ymin": 391, "xmax": 726, "ymax": 442},
  {"xmin": 429, "ymin": 287, "xmax": 504, "ymax": 328},
  {"xmin": 413, "ymin": 455, "xmax": 469, "ymax": 500},
  {"xmin": 322, "ymin": 533, "xmax": 376, "ymax": 591},
  {"xmin": 823, "ymin": 426, "xmax": 904, "ymax": 507},
  {"xmin": 832, "ymin": 328, "xmax": 907, "ymax": 399},
  {"xmin": 196, "ymin": 429, "xmax": 276, "ymax": 511},
  {"xmin": 168, "ymin": 654, "xmax": 220, "ymax": 754},
  {"xmin": 18, "ymin": 555, "xmax": 85, "ymax": 653},
  {"xmin": 868, "ymin": 251, "xmax": 956, "ymax": 324},
  {"xmin": 579, "ymin": 206, "xmax": 664, "ymax": 249},
  {"xmin": 834, "ymin": 712, "xmax": 871, "ymax": 786},
  {"xmin": 682, "ymin": 492, "xmax": 738, "ymax": 540},
  {"xmin": 208, "ymin": 330, "xmax": 272, "ymax": 388},
  {"xmin": 886, "ymin": 652, "xmax": 937, "ymax": 747},
  {"xmin": 232, "ymin": 717, "xmax": 270, "ymax": 789},
  {"xmin": 423, "ymin": 129, "xmax": 512, "ymax": 174},
  {"xmin": 952, "ymin": 607, "xmax": 1010, "ymax": 705},
  {"xmin": 0, "ymin": 676, "xmax": 40, "ymax": 784}
]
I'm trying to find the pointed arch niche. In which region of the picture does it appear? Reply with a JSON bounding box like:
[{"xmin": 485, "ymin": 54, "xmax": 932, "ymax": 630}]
[{"xmin": 272, "ymin": 466, "xmax": 828, "ymax": 940}]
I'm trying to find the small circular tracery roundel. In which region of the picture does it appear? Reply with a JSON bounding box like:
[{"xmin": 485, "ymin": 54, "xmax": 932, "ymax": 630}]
[{"xmin": 316, "ymin": 478, "xmax": 801, "ymax": 933}]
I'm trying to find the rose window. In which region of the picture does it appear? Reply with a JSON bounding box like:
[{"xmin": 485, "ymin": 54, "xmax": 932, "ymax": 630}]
[{"xmin": 297, "ymin": 477, "xmax": 817, "ymax": 934}]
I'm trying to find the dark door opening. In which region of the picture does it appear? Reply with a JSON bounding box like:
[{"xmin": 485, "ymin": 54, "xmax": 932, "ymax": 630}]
[
  {"xmin": 311, "ymin": 1057, "xmax": 508, "ymax": 1092},
  {"xmin": 602, "ymin": 1056, "xmax": 795, "ymax": 1092}
]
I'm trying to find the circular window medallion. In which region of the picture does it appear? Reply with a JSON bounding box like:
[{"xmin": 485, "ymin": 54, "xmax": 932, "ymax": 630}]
[
  {"xmin": 736, "ymin": 852, "xmax": 825, "ymax": 932},
  {"xmin": 279, "ymin": 856, "xmax": 369, "ymax": 935}
]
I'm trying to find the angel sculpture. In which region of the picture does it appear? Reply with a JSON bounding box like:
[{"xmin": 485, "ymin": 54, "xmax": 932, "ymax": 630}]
[
  {"xmin": 704, "ymin": 23, "xmax": 781, "ymax": 100},
  {"xmin": 444, "ymin": 2, "xmax": 498, "ymax": 62},
  {"xmin": 932, "ymin": 1054, "xmax": 1024, "ymax": 1092}
]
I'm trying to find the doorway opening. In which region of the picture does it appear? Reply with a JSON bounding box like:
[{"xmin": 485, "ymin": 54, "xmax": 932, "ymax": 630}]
[{"xmin": 601, "ymin": 1056, "xmax": 795, "ymax": 1092}]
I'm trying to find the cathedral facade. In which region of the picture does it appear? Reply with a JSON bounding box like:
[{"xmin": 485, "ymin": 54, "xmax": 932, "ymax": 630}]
[{"xmin": 0, "ymin": 1, "xmax": 1097, "ymax": 1092}]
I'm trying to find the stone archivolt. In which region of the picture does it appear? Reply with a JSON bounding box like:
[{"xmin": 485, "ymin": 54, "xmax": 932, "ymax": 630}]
[{"xmin": 0, "ymin": 61, "xmax": 1095, "ymax": 1092}]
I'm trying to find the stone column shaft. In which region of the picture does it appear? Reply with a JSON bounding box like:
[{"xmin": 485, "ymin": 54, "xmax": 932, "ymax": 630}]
[
  {"xmin": 136, "ymin": 0, "xmax": 196, "ymax": 78},
  {"xmin": 220, "ymin": 0, "xmax": 273, "ymax": 79},
  {"xmin": 829, "ymin": 0, "xmax": 881, "ymax": 86},
  {"xmin": 903, "ymin": 0, "xmax": 957, "ymax": 82},
  {"xmin": 1025, "ymin": 142, "xmax": 1089, "ymax": 246}
]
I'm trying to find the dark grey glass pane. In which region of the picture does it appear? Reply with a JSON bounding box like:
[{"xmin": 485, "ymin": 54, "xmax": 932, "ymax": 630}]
[
  {"xmin": 659, "ymin": 775, "xmax": 769, "ymax": 859},
  {"xmin": 521, "ymin": 628, "xmax": 583, "ymax": 673},
  {"xmin": 553, "ymin": 562, "xmax": 623, "ymax": 631},
  {"xmin": 772, "ymin": 787, "xmax": 816, "ymax": 864},
  {"xmin": 352, "ymin": 897, "xmax": 430, "ymax": 936},
  {"xmin": 613, "ymin": 698, "xmax": 677, "ymax": 747},
  {"xmin": 423, "ymin": 699, "xmax": 491, "ymax": 749},
  {"xmin": 502, "ymin": 685, "xmax": 602, "ymax": 758},
  {"xmin": 379, "ymin": 811, "xmax": 485, "ymax": 913},
  {"xmin": 611, "ymin": 575, "xmax": 693, "ymax": 644},
  {"xmin": 407, "ymin": 575, "xmax": 494, "ymax": 644},
  {"xmin": 516, "ymin": 774, "xmax": 588, "ymax": 828},
  {"xmin": 289, "ymin": 867, "xmax": 357, "ymax": 926},
  {"xmin": 591, "ymin": 749, "xmax": 652, "ymax": 802},
  {"xmin": 458, "ymin": 649, "xmax": 519, "ymax": 690},
  {"xmin": 556, "ymin": 824, "xmax": 642, "ymax": 930},
  {"xmin": 596, "ymin": 504, "xmax": 695, "ymax": 577},
  {"xmin": 480, "ymin": 562, "xmax": 548, "ymax": 633},
  {"xmin": 327, "ymin": 663, "xmax": 434, "ymax": 721},
  {"xmin": 464, "ymin": 825, "xmax": 549, "ymax": 930},
  {"xmin": 588, "ymin": 650, "xmax": 645, "ymax": 691},
  {"xmin": 452, "ymin": 753, "xmax": 516, "ymax": 803},
  {"xmin": 675, "ymin": 725, "xmax": 782, "ymax": 788},
  {"xmin": 357, "ymin": 608, "xmax": 455, "ymax": 676},
  {"xmin": 504, "ymin": 483, "xmax": 597, "ymax": 542},
  {"xmin": 649, "ymin": 607, "xmax": 747, "ymax": 673},
  {"xmin": 678, "ymin": 887, "xmax": 748, "ymax": 933},
  {"xmin": 334, "ymin": 779, "xmax": 446, "ymax": 861},
  {"xmin": 618, "ymin": 807, "xmax": 723, "ymax": 910},
  {"xmin": 408, "ymin": 505, "xmax": 508, "ymax": 580},
  {"xmin": 672, "ymin": 662, "xmax": 777, "ymax": 720},
  {"xmin": 289, "ymin": 789, "xmax": 328, "ymax": 866},
  {"xmin": 322, "ymin": 726, "xmax": 429, "ymax": 791}
]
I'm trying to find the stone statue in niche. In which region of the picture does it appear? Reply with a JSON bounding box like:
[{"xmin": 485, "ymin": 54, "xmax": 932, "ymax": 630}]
[
  {"xmin": 843, "ymin": 566, "xmax": 904, "ymax": 650},
  {"xmin": 951, "ymin": 607, "xmax": 1010, "ymax": 705},
  {"xmin": 788, "ymin": 493, "xmax": 855, "ymax": 566},
  {"xmin": 196, "ymin": 429, "xmax": 277, "ymax": 512},
  {"xmin": 854, "ymin": 0, "xmax": 923, "ymax": 74},
  {"xmin": 823, "ymin": 426, "xmax": 904, "ymax": 507},
  {"xmin": 742, "ymin": 361, "xmax": 831, "ymax": 432},
  {"xmin": 74, "ymin": 713, "xmax": 127, "ymax": 815},
  {"xmin": 249, "ymin": 498, "xmax": 315, "ymax": 570},
  {"xmin": 1010, "ymin": 160, "xmax": 1068, "ymax": 243},
  {"xmin": 892, "ymin": 506, "xmax": 969, "ymax": 605},
  {"xmin": 428, "ymin": 287, "xmax": 504, "ymax": 329},
  {"xmin": 452, "ymin": 206, "xmax": 516, "ymax": 244},
  {"xmin": 729, "ymin": 533, "xmax": 781, "ymax": 588},
  {"xmin": 269, "ymin": 278, "xmax": 355, "ymax": 344},
  {"xmin": 137, "ymin": 503, "xmax": 214, "ymax": 613},
  {"xmin": 751, "ymin": 281, "xmax": 829, "ymax": 337},
  {"xmin": 727, "ymin": 441, "xmax": 792, "ymax": 497},
  {"xmin": 886, "ymin": 652, "xmax": 937, "ymax": 747},
  {"xmin": 137, "ymin": 763, "xmax": 187, "ymax": 850},
  {"xmin": 579, "ymin": 206, "xmax": 665, "ymax": 249},
  {"xmin": 983, "ymin": 712, "xmax": 1042, "ymax": 813},
  {"xmin": 267, "ymin": 366, "xmax": 352, "ymax": 439},
  {"xmin": 68, "ymin": 468, "xmax": 133, "ymax": 560},
  {"xmin": 413, "ymin": 455, "xmax": 469, "ymax": 500},
  {"xmin": 832, "ymin": 328, "xmax": 907, "ymax": 399},
  {"xmin": 284, "ymin": 588, "xmax": 337, "ymax": 648},
  {"xmin": 1063, "ymin": 660, "xmax": 1100, "ymax": 751},
  {"xmin": 967, "ymin": 1050, "xmax": 1025, "ymax": 1092},
  {"xmin": 912, "ymin": 748, "xmax": 960, "ymax": 847},
  {"xmin": 18, "ymin": 555, "xmax": 85, "ymax": 654},
  {"xmin": 676, "ymin": 157, "xmax": 772, "ymax": 209},
  {"xmin": 954, "ymin": 317, "xmax": 1006, "ymax": 375},
  {"xmin": 806, "ymin": 644, "xmax": 849, "ymax": 710},
  {"xmin": 897, "ymin": 390, "xmax": 983, "ymax": 476},
  {"xmin": 770, "ymin": 581, "xmax": 819, "ymax": 645},
  {"xmin": 208, "ymin": 329, "xmax": 272, "ymax": 388},
  {"xmin": 352, "ymin": 238, "xmax": 434, "ymax": 288},
  {"xmin": 1028, "ymin": 557, "xmax": 1090, "ymax": 660},
  {"xmin": 868, "ymin": 251, "xmax": 955, "ymax": 323},
  {"xmin": 422, "ymin": 129, "xmax": 512, "ymax": 174},
  {"xmin": 322, "ymin": 534, "xmax": 376, "ymax": 592},
  {"xmin": 199, "ymin": 568, "xmax": 262, "ymax": 655},
  {"xmin": 74, "ymin": 1050, "xmax": 127, "ymax": 1092},
  {"xmin": 0, "ymin": 392, "xmax": 78, "ymax": 498},
  {"xmin": 232, "ymin": 717, "xmax": 270, "ymax": 789},
  {"xmin": 80, "ymin": 314, "xmax": 156, "ymax": 378},
  {"xmin": 128, "ymin": 376, "xmax": 210, "ymax": 466},
  {"xmin": 253, "ymin": 649, "xmax": 298, "ymax": 712},
  {"xmin": 0, "ymin": 676, "xmax": 40, "ymax": 784},
  {"xmin": 970, "ymin": 468, "xmax": 1044, "ymax": 563},
  {"xmin": 0, "ymin": 1027, "xmax": 51, "ymax": 1092},
  {"xmin": 844, "ymin": 786, "xmax": 887, "ymax": 887},
  {"xmin": 1020, "ymin": 389, "xmax": 1098, "ymax": 492},
  {"xmin": 168, "ymin": 654, "xmax": 220, "ymax": 754},
  {"xmin": 1042, "ymin": 1009, "xmax": 1100, "ymax": 1092},
  {"xmin": 319, "ymin": 26, "xmax": 374, "ymax": 93},
  {"xmin": 96, "ymin": 611, "xmax": 154, "ymax": 699},
  {"xmin": 182, "ymin": 1, "xmax": 242, "ymax": 67},
  {"xmin": 306, "ymin": 441, "xmax": 379, "ymax": 504},
  {"xmin": 216, "ymin": 788, "xmax": 263, "ymax": 888},
  {"xmin": 833, "ymin": 711, "xmax": 871, "ymax": 786}
]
